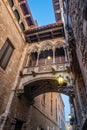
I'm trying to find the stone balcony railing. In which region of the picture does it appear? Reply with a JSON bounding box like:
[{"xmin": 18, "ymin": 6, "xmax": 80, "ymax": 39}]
[{"xmin": 22, "ymin": 62, "xmax": 70, "ymax": 76}]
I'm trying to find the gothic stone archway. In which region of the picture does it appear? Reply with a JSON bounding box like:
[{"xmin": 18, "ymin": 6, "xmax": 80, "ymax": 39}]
[
  {"xmin": 24, "ymin": 78, "xmax": 74, "ymax": 100},
  {"xmin": 17, "ymin": 76, "xmax": 74, "ymax": 101}
]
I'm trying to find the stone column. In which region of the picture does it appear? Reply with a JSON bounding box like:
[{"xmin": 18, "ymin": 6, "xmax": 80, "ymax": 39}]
[
  {"xmin": 36, "ymin": 52, "xmax": 39, "ymax": 66},
  {"xmin": 66, "ymin": 47, "xmax": 69, "ymax": 61},
  {"xmin": 53, "ymin": 46, "xmax": 55, "ymax": 64},
  {"xmin": 73, "ymin": 98, "xmax": 81, "ymax": 127},
  {"xmin": 64, "ymin": 48, "xmax": 68, "ymax": 62},
  {"xmin": 25, "ymin": 54, "xmax": 30, "ymax": 67}
]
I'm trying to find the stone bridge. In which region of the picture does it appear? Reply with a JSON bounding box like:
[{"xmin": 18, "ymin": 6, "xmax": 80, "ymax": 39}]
[{"xmin": 17, "ymin": 38, "xmax": 74, "ymax": 99}]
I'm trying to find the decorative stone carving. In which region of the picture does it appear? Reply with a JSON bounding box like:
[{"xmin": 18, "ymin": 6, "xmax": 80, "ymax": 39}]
[
  {"xmin": 0, "ymin": 113, "xmax": 8, "ymax": 130},
  {"xmin": 27, "ymin": 39, "xmax": 68, "ymax": 54},
  {"xmin": 22, "ymin": 123, "xmax": 27, "ymax": 130},
  {"xmin": 16, "ymin": 89, "xmax": 24, "ymax": 98},
  {"xmin": 10, "ymin": 118, "xmax": 16, "ymax": 130},
  {"xmin": 0, "ymin": 114, "xmax": 5, "ymax": 126}
]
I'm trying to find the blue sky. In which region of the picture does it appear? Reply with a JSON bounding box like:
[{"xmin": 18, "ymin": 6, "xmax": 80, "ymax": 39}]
[
  {"xmin": 28, "ymin": 0, "xmax": 55, "ymax": 26},
  {"xmin": 61, "ymin": 94, "xmax": 70, "ymax": 121},
  {"xmin": 28, "ymin": 0, "xmax": 70, "ymax": 121}
]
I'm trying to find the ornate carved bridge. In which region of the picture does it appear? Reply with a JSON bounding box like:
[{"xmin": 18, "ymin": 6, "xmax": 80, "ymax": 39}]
[{"xmin": 18, "ymin": 35, "xmax": 74, "ymax": 99}]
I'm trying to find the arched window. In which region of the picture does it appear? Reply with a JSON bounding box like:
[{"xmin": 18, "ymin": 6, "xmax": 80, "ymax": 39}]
[
  {"xmin": 45, "ymin": 49, "xmax": 53, "ymax": 64},
  {"xmin": 14, "ymin": 9, "xmax": 20, "ymax": 21},
  {"xmin": 55, "ymin": 47, "xmax": 65, "ymax": 63},
  {"xmin": 29, "ymin": 59, "xmax": 32, "ymax": 67},
  {"xmin": 39, "ymin": 49, "xmax": 53, "ymax": 65},
  {"xmin": 29, "ymin": 52, "xmax": 37, "ymax": 66},
  {"xmin": 39, "ymin": 51, "xmax": 45, "ymax": 65},
  {"xmin": 8, "ymin": 0, "xmax": 14, "ymax": 7}
]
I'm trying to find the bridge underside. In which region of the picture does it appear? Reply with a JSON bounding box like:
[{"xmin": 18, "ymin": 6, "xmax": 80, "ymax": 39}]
[
  {"xmin": 25, "ymin": 22, "xmax": 64, "ymax": 43},
  {"xmin": 23, "ymin": 78, "xmax": 74, "ymax": 100}
]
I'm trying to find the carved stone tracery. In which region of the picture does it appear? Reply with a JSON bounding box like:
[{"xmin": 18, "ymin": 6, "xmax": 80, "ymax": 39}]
[{"xmin": 25, "ymin": 39, "xmax": 69, "ymax": 67}]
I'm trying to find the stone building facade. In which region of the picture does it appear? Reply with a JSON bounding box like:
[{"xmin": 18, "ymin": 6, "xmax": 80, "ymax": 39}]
[
  {"xmin": 28, "ymin": 93, "xmax": 65, "ymax": 130},
  {"xmin": 0, "ymin": 0, "xmax": 26, "ymax": 116},
  {"xmin": 0, "ymin": 0, "xmax": 66, "ymax": 130},
  {"xmin": 52, "ymin": 0, "xmax": 87, "ymax": 130},
  {"xmin": 62, "ymin": 0, "xmax": 87, "ymax": 130},
  {"xmin": 52, "ymin": 0, "xmax": 64, "ymax": 22},
  {"xmin": 0, "ymin": 0, "xmax": 87, "ymax": 130}
]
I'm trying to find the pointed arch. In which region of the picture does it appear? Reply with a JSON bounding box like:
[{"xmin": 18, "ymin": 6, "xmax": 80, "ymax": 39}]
[
  {"xmin": 23, "ymin": 76, "xmax": 74, "ymax": 98},
  {"xmin": 55, "ymin": 40, "xmax": 67, "ymax": 49},
  {"xmin": 28, "ymin": 44, "xmax": 39, "ymax": 54},
  {"xmin": 39, "ymin": 41, "xmax": 53, "ymax": 52}
]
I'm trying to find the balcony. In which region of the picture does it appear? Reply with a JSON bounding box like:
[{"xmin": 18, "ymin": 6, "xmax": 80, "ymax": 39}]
[
  {"xmin": 21, "ymin": 41, "xmax": 70, "ymax": 77},
  {"xmin": 22, "ymin": 57, "xmax": 70, "ymax": 76}
]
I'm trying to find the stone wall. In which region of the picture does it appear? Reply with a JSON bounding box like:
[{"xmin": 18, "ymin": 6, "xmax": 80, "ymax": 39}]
[
  {"xmin": 68, "ymin": 0, "xmax": 87, "ymax": 89},
  {"xmin": 66, "ymin": 0, "xmax": 87, "ymax": 129},
  {"xmin": 0, "ymin": 1, "xmax": 66, "ymax": 130},
  {"xmin": 0, "ymin": 0, "xmax": 26, "ymax": 115},
  {"xmin": 25, "ymin": 93, "xmax": 65, "ymax": 130},
  {"xmin": 3, "ymin": 92, "xmax": 65, "ymax": 130}
]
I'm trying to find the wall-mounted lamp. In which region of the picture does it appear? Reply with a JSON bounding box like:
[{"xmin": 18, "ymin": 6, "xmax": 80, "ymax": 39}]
[
  {"xmin": 57, "ymin": 75, "xmax": 67, "ymax": 86},
  {"xmin": 68, "ymin": 114, "xmax": 75, "ymax": 125},
  {"xmin": 68, "ymin": 114, "xmax": 72, "ymax": 119}
]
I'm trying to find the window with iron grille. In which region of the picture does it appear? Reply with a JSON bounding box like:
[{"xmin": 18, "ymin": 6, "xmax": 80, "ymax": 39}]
[{"xmin": 0, "ymin": 38, "xmax": 14, "ymax": 70}]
